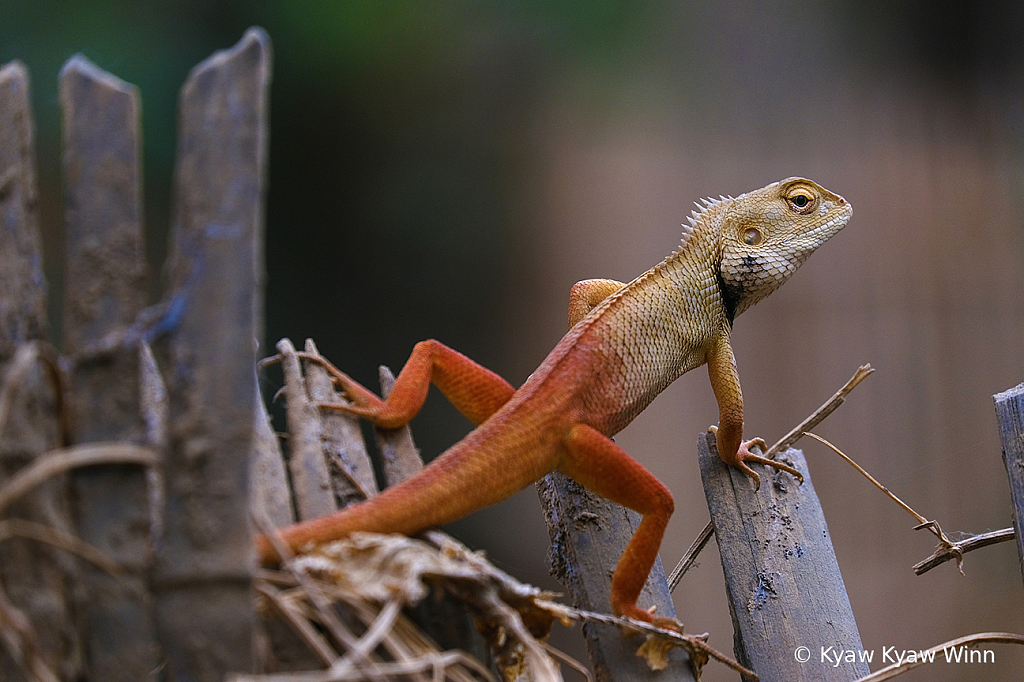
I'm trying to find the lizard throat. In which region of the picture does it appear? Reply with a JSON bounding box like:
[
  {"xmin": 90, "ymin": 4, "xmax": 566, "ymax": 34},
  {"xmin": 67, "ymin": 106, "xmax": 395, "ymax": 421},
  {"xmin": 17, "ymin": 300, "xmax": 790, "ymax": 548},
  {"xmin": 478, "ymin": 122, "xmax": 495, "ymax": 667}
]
[{"xmin": 715, "ymin": 268, "xmax": 740, "ymax": 326}]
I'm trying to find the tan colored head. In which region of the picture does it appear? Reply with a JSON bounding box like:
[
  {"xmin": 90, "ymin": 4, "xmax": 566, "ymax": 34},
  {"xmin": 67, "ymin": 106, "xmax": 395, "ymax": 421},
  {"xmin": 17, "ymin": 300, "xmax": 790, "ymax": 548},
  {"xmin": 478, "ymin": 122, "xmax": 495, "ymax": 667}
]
[{"xmin": 716, "ymin": 177, "xmax": 852, "ymax": 320}]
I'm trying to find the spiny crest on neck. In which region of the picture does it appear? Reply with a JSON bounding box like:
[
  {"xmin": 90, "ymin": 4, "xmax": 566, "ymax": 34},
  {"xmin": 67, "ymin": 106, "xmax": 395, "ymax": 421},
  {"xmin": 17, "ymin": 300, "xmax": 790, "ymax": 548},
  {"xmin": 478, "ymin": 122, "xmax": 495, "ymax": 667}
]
[{"xmin": 678, "ymin": 192, "xmax": 736, "ymax": 249}]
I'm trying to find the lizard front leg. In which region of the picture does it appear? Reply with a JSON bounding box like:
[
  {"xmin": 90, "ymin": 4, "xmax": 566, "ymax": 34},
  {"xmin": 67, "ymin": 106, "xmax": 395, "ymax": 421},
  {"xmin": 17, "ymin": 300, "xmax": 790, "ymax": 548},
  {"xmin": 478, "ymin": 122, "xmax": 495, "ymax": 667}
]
[
  {"xmin": 320, "ymin": 339, "xmax": 516, "ymax": 428},
  {"xmin": 706, "ymin": 333, "xmax": 802, "ymax": 489}
]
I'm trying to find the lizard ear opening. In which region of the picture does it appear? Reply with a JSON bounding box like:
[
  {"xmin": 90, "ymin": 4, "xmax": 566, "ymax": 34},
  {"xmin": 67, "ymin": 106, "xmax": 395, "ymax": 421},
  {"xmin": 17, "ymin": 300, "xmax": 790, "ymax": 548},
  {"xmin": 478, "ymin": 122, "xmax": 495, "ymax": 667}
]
[{"xmin": 743, "ymin": 227, "xmax": 762, "ymax": 246}]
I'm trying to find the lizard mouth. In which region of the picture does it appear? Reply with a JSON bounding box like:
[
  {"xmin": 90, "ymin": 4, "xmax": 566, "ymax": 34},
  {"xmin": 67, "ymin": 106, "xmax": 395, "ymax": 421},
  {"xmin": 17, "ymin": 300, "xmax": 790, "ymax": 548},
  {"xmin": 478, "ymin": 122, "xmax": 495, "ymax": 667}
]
[{"xmin": 779, "ymin": 209, "xmax": 852, "ymax": 247}]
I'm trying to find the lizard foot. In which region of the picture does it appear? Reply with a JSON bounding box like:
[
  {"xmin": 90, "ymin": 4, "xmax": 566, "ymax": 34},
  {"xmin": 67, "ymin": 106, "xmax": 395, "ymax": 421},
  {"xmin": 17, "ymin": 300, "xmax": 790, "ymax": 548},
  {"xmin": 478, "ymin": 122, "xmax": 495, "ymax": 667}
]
[
  {"xmin": 289, "ymin": 351, "xmax": 393, "ymax": 422},
  {"xmin": 708, "ymin": 427, "xmax": 803, "ymax": 491},
  {"xmin": 317, "ymin": 371, "xmax": 391, "ymax": 422},
  {"xmin": 735, "ymin": 438, "xmax": 805, "ymax": 491},
  {"xmin": 618, "ymin": 604, "xmax": 684, "ymax": 634}
]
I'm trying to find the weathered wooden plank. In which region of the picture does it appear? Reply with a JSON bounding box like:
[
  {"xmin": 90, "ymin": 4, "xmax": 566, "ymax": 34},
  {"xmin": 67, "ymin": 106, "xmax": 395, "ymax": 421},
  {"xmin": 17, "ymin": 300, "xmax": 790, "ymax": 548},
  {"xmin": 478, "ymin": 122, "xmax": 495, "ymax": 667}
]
[
  {"xmin": 303, "ymin": 338, "xmax": 378, "ymax": 506},
  {"xmin": 277, "ymin": 338, "xmax": 336, "ymax": 520},
  {"xmin": 0, "ymin": 61, "xmax": 47, "ymax": 359},
  {"xmin": 993, "ymin": 383, "xmax": 1024, "ymax": 588},
  {"xmin": 278, "ymin": 337, "xmax": 333, "ymax": 518},
  {"xmin": 374, "ymin": 365, "xmax": 424, "ymax": 486},
  {"xmin": 153, "ymin": 28, "xmax": 270, "ymax": 681},
  {"xmin": 698, "ymin": 431, "xmax": 867, "ymax": 681},
  {"xmin": 58, "ymin": 54, "xmax": 160, "ymax": 682},
  {"xmin": 252, "ymin": 386, "xmax": 294, "ymax": 529},
  {"xmin": 0, "ymin": 61, "xmax": 76, "ymax": 682},
  {"xmin": 537, "ymin": 471, "xmax": 695, "ymax": 682},
  {"xmin": 60, "ymin": 55, "xmax": 147, "ymax": 353}
]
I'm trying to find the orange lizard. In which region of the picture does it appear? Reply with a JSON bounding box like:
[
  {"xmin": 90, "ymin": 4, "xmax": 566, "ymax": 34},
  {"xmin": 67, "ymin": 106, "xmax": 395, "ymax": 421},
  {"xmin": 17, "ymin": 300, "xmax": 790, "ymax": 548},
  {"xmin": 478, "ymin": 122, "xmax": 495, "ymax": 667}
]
[{"xmin": 257, "ymin": 177, "xmax": 852, "ymax": 629}]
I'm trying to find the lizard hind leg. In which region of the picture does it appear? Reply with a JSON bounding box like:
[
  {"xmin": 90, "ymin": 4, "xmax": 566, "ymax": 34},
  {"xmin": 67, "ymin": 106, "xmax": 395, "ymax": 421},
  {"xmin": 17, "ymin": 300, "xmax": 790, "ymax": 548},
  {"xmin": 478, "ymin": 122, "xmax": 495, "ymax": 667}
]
[
  {"xmin": 321, "ymin": 339, "xmax": 516, "ymax": 429},
  {"xmin": 560, "ymin": 423, "xmax": 679, "ymax": 630}
]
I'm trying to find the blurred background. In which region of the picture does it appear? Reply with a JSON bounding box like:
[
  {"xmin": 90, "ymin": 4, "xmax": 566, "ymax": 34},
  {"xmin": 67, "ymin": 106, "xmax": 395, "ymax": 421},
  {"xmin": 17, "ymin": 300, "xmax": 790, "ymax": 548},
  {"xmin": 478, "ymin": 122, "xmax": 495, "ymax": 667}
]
[{"xmin": 3, "ymin": 1, "xmax": 1023, "ymax": 679}]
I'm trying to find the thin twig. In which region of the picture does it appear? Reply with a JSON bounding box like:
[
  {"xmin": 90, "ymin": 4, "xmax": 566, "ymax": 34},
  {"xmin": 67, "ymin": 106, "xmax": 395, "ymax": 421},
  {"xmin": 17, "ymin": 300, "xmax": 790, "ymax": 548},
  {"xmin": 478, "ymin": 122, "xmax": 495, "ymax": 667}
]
[
  {"xmin": 802, "ymin": 432, "xmax": 965, "ymax": 574},
  {"xmin": 0, "ymin": 443, "xmax": 159, "ymax": 516},
  {"xmin": 0, "ymin": 341, "xmax": 68, "ymax": 446},
  {"xmin": 328, "ymin": 600, "xmax": 402, "ymax": 677},
  {"xmin": 764, "ymin": 364, "xmax": 873, "ymax": 458},
  {"xmin": 852, "ymin": 632, "xmax": 1024, "ymax": 681},
  {"xmin": 255, "ymin": 580, "xmax": 338, "ymax": 666},
  {"xmin": 0, "ymin": 519, "xmax": 121, "ymax": 576},
  {"xmin": 570, "ymin": 607, "xmax": 756, "ymax": 680},
  {"xmin": 540, "ymin": 640, "xmax": 594, "ymax": 682},
  {"xmin": 803, "ymin": 433, "xmax": 925, "ymax": 524},
  {"xmin": 667, "ymin": 521, "xmax": 714, "ymax": 592},
  {"xmin": 913, "ymin": 527, "xmax": 1015, "ymax": 575}
]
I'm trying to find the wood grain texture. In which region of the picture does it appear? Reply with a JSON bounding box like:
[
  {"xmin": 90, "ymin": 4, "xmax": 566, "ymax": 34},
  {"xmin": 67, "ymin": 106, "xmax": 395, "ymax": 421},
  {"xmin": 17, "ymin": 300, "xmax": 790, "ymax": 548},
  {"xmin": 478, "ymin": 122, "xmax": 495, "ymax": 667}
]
[
  {"xmin": 277, "ymin": 338, "xmax": 336, "ymax": 521},
  {"xmin": 303, "ymin": 338, "xmax": 378, "ymax": 507},
  {"xmin": 993, "ymin": 383, "xmax": 1024, "ymax": 588},
  {"xmin": 537, "ymin": 470, "xmax": 695, "ymax": 682},
  {"xmin": 699, "ymin": 431, "xmax": 867, "ymax": 681},
  {"xmin": 0, "ymin": 60, "xmax": 75, "ymax": 682},
  {"xmin": 59, "ymin": 54, "xmax": 159, "ymax": 682},
  {"xmin": 154, "ymin": 28, "xmax": 270, "ymax": 681}
]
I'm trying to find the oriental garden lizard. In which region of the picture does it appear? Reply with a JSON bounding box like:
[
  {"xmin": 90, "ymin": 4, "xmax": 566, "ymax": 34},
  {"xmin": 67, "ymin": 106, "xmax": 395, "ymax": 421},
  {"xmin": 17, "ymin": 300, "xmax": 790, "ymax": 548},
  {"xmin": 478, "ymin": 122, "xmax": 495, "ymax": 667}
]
[{"xmin": 257, "ymin": 177, "xmax": 852, "ymax": 630}]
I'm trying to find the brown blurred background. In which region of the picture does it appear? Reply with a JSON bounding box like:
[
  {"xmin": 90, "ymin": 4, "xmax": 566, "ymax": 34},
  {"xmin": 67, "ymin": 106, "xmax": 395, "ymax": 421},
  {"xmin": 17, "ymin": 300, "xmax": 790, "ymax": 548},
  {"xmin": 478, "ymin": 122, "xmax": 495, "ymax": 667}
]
[{"xmin": 3, "ymin": 1, "xmax": 1023, "ymax": 679}]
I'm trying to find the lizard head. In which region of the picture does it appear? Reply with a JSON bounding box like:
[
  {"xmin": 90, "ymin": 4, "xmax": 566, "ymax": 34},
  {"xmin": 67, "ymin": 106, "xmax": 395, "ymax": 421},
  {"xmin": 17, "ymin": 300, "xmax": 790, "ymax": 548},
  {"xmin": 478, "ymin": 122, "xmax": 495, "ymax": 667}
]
[{"xmin": 716, "ymin": 177, "xmax": 852, "ymax": 321}]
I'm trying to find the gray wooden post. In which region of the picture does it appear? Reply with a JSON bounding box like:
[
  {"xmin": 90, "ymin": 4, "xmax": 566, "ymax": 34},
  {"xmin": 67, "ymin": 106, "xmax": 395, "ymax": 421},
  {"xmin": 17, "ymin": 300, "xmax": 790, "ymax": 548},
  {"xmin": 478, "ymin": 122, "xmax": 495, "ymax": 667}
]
[
  {"xmin": 993, "ymin": 383, "xmax": 1024, "ymax": 588},
  {"xmin": 699, "ymin": 431, "xmax": 867, "ymax": 681},
  {"xmin": 303, "ymin": 339, "xmax": 378, "ymax": 507},
  {"xmin": 277, "ymin": 338, "xmax": 337, "ymax": 521},
  {"xmin": 537, "ymin": 471, "xmax": 696, "ymax": 682},
  {"xmin": 59, "ymin": 54, "xmax": 159, "ymax": 681},
  {"xmin": 0, "ymin": 60, "xmax": 76, "ymax": 681},
  {"xmin": 153, "ymin": 28, "xmax": 271, "ymax": 681}
]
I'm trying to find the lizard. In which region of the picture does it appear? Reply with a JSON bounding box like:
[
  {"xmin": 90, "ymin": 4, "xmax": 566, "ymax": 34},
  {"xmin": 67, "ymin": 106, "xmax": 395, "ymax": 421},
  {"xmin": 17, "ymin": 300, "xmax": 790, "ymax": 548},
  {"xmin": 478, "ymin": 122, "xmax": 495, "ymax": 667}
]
[{"xmin": 256, "ymin": 177, "xmax": 852, "ymax": 629}]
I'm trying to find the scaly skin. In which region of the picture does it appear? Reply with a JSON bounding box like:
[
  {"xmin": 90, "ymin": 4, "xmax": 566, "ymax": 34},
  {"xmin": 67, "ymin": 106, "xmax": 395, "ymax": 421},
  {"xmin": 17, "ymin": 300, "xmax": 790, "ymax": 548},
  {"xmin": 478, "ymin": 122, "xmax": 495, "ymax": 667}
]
[{"xmin": 256, "ymin": 177, "xmax": 852, "ymax": 629}]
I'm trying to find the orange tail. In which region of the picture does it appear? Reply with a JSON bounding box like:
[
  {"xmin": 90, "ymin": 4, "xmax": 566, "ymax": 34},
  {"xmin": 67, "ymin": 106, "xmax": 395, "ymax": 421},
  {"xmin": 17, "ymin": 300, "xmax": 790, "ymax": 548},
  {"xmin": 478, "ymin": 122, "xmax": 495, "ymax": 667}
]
[{"xmin": 256, "ymin": 415, "xmax": 558, "ymax": 564}]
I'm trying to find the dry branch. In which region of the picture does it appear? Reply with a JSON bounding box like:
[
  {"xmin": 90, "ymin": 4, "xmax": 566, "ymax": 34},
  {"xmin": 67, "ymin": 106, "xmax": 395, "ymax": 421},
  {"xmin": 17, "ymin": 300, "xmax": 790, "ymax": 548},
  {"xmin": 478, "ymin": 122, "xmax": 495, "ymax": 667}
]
[
  {"xmin": 277, "ymin": 338, "xmax": 337, "ymax": 521},
  {"xmin": 764, "ymin": 363, "xmax": 873, "ymax": 458},
  {"xmin": 0, "ymin": 442, "xmax": 158, "ymax": 515},
  {"xmin": 851, "ymin": 632, "xmax": 1024, "ymax": 681},
  {"xmin": 912, "ymin": 527, "xmax": 1015, "ymax": 575}
]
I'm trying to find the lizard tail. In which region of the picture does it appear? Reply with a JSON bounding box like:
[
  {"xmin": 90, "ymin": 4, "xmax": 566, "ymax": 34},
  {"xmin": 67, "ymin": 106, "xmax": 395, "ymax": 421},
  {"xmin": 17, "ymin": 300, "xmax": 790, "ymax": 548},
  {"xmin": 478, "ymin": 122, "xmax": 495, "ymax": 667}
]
[{"xmin": 256, "ymin": 419, "xmax": 555, "ymax": 564}]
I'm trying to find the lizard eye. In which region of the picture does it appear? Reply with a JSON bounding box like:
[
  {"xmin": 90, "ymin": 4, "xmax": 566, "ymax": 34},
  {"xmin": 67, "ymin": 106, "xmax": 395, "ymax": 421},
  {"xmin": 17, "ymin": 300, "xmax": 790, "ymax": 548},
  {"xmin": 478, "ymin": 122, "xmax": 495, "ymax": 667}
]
[
  {"xmin": 785, "ymin": 188, "xmax": 816, "ymax": 214},
  {"xmin": 743, "ymin": 227, "xmax": 762, "ymax": 246}
]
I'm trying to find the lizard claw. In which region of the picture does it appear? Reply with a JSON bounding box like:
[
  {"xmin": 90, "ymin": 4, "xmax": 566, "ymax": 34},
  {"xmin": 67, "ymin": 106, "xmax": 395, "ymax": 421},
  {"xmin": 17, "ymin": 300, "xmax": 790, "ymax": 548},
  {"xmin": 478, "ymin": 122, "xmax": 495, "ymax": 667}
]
[
  {"xmin": 708, "ymin": 427, "xmax": 803, "ymax": 490},
  {"xmin": 617, "ymin": 604, "xmax": 684, "ymax": 634},
  {"xmin": 736, "ymin": 438, "xmax": 804, "ymax": 490}
]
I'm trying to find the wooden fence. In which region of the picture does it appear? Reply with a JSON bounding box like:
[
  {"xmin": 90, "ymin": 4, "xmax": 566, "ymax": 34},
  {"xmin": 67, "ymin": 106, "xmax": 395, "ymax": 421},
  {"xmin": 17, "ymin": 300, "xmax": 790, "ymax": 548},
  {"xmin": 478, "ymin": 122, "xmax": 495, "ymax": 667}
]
[
  {"xmin": 0, "ymin": 28, "xmax": 268, "ymax": 682},
  {"xmin": 1, "ymin": 26, "xmax": 1021, "ymax": 682}
]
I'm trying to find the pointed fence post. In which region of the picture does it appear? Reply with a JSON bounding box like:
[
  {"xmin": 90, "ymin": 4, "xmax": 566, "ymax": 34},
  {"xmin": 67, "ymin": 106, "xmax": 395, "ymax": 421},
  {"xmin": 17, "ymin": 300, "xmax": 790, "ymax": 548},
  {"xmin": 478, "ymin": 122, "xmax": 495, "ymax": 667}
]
[
  {"xmin": 537, "ymin": 472, "xmax": 696, "ymax": 681},
  {"xmin": 993, "ymin": 384, "xmax": 1024, "ymax": 588},
  {"xmin": 0, "ymin": 60, "xmax": 76, "ymax": 681},
  {"xmin": 699, "ymin": 432, "xmax": 867, "ymax": 681},
  {"xmin": 153, "ymin": 28, "xmax": 271, "ymax": 681},
  {"xmin": 59, "ymin": 54, "xmax": 160, "ymax": 681}
]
